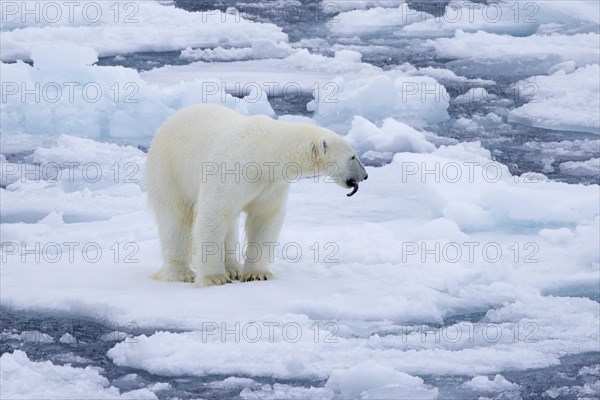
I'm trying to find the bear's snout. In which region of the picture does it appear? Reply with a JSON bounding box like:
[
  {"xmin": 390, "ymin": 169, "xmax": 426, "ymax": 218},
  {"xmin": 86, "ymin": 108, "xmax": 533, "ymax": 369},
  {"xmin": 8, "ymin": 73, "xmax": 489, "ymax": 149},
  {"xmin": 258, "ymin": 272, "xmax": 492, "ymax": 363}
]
[{"xmin": 346, "ymin": 174, "xmax": 367, "ymax": 187}]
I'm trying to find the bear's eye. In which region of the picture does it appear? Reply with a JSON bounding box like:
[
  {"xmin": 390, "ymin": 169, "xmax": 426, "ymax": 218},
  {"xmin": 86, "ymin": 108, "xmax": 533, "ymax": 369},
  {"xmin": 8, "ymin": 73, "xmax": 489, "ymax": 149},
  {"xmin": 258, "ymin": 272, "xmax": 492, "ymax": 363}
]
[{"xmin": 351, "ymin": 155, "xmax": 356, "ymax": 160}]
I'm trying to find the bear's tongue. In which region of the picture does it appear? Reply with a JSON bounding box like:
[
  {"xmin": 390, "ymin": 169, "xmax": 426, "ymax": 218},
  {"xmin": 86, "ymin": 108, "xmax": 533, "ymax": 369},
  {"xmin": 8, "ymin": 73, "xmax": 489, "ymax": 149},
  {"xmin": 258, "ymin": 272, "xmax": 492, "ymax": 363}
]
[{"xmin": 347, "ymin": 183, "xmax": 359, "ymax": 197}]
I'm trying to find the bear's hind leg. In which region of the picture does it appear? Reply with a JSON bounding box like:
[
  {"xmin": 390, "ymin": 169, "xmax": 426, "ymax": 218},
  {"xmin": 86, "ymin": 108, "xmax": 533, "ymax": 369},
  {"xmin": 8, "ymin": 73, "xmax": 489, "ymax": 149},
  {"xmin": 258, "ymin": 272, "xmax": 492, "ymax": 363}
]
[{"xmin": 152, "ymin": 201, "xmax": 195, "ymax": 283}]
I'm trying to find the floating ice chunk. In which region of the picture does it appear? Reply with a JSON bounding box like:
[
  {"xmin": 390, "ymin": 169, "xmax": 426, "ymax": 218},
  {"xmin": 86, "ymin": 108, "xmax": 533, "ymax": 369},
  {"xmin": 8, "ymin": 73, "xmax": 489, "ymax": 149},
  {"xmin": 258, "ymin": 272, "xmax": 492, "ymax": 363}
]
[
  {"xmin": 464, "ymin": 374, "xmax": 519, "ymax": 393},
  {"xmin": 51, "ymin": 353, "xmax": 90, "ymax": 364},
  {"xmin": 103, "ymin": 292, "xmax": 600, "ymax": 378},
  {"xmin": 454, "ymin": 117, "xmax": 480, "ymax": 132},
  {"xmin": 59, "ymin": 332, "xmax": 77, "ymax": 344},
  {"xmin": 312, "ymin": 75, "xmax": 450, "ymax": 131},
  {"xmin": 236, "ymin": 88, "xmax": 275, "ymax": 117},
  {"xmin": 406, "ymin": 1, "xmax": 599, "ymax": 38},
  {"xmin": 100, "ymin": 331, "xmax": 131, "ymax": 342},
  {"xmin": 245, "ymin": 39, "xmax": 293, "ymax": 59},
  {"xmin": 522, "ymin": 139, "xmax": 600, "ymax": 164},
  {"xmin": 0, "ymin": 350, "xmax": 157, "ymax": 399},
  {"xmin": 454, "ymin": 88, "xmax": 497, "ymax": 104},
  {"xmin": 331, "ymin": 1, "xmax": 405, "ymax": 13},
  {"xmin": 240, "ymin": 384, "xmax": 333, "ymax": 399},
  {"xmin": 579, "ymin": 365, "xmax": 600, "ymax": 377},
  {"xmin": 533, "ymin": 0, "xmax": 600, "ymax": 32},
  {"xmin": 509, "ymin": 65, "xmax": 600, "ymax": 134},
  {"xmin": 360, "ymin": 150, "xmax": 394, "ymax": 166},
  {"xmin": 548, "ymin": 60, "xmax": 577, "ymax": 75},
  {"xmin": 31, "ymin": 44, "xmax": 98, "ymax": 70},
  {"xmin": 0, "ymin": 330, "xmax": 20, "ymax": 341},
  {"xmin": 559, "ymin": 158, "xmax": 600, "ymax": 176},
  {"xmin": 0, "ymin": 59, "xmax": 161, "ymax": 139},
  {"xmin": 290, "ymin": 37, "xmax": 331, "ymax": 52},
  {"xmin": 395, "ymin": 141, "xmax": 600, "ymax": 229},
  {"xmin": 346, "ymin": 116, "xmax": 436, "ymax": 155},
  {"xmin": 143, "ymin": 49, "xmax": 382, "ymax": 100},
  {"xmin": 329, "ymin": 4, "xmax": 429, "ymax": 35},
  {"xmin": 24, "ymin": 135, "xmax": 148, "ymax": 193},
  {"xmin": 445, "ymin": 54, "xmax": 564, "ymax": 80},
  {"xmin": 284, "ymin": 48, "xmax": 365, "ymax": 72},
  {"xmin": 399, "ymin": 2, "xmax": 539, "ymax": 38},
  {"xmin": 410, "ymin": 67, "xmax": 495, "ymax": 85},
  {"xmin": 208, "ymin": 377, "xmax": 260, "ymax": 389},
  {"xmin": 180, "ymin": 39, "xmax": 294, "ymax": 62},
  {"xmin": 1, "ymin": 1, "xmax": 288, "ymax": 62},
  {"xmin": 325, "ymin": 362, "xmax": 437, "ymax": 399},
  {"xmin": 20, "ymin": 330, "xmax": 54, "ymax": 343},
  {"xmin": 538, "ymin": 228, "xmax": 575, "ymax": 243},
  {"xmin": 429, "ymin": 31, "xmax": 600, "ymax": 67},
  {"xmin": 147, "ymin": 382, "xmax": 171, "ymax": 392},
  {"xmin": 181, "ymin": 47, "xmax": 250, "ymax": 62},
  {"xmin": 120, "ymin": 389, "xmax": 159, "ymax": 400},
  {"xmin": 544, "ymin": 386, "xmax": 577, "ymax": 399},
  {"xmin": 0, "ymin": 133, "xmax": 59, "ymax": 155},
  {"xmin": 33, "ymin": 135, "xmax": 145, "ymax": 167},
  {"xmin": 334, "ymin": 49, "xmax": 362, "ymax": 63},
  {"xmin": 1, "ymin": 54, "xmax": 274, "ymax": 141},
  {"xmin": 39, "ymin": 212, "xmax": 64, "ymax": 228}
]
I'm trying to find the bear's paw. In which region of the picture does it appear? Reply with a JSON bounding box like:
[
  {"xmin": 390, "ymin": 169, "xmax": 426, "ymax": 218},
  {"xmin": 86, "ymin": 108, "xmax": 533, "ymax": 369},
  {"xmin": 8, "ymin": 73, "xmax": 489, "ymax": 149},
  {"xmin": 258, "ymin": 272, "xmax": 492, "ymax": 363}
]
[
  {"xmin": 241, "ymin": 271, "xmax": 275, "ymax": 282},
  {"xmin": 200, "ymin": 274, "xmax": 232, "ymax": 287},
  {"xmin": 152, "ymin": 267, "xmax": 196, "ymax": 283},
  {"xmin": 225, "ymin": 263, "xmax": 242, "ymax": 281}
]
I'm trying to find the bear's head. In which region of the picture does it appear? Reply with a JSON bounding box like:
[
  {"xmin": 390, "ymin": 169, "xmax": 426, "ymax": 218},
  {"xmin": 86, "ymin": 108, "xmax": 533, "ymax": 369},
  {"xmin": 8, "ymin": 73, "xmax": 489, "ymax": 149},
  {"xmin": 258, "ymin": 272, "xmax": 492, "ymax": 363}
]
[{"xmin": 310, "ymin": 133, "xmax": 368, "ymax": 197}]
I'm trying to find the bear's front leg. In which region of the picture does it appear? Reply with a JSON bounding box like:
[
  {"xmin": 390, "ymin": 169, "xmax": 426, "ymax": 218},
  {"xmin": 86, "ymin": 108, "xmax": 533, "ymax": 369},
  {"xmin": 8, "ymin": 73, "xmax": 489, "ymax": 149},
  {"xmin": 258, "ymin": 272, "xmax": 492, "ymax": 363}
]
[
  {"xmin": 242, "ymin": 187, "xmax": 288, "ymax": 282},
  {"xmin": 191, "ymin": 206, "xmax": 232, "ymax": 288}
]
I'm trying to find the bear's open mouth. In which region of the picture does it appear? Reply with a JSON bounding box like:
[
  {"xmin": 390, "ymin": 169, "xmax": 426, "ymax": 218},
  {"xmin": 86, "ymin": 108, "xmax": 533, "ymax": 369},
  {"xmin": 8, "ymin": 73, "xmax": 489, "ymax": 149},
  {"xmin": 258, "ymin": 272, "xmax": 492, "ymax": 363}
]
[{"xmin": 347, "ymin": 182, "xmax": 359, "ymax": 197}]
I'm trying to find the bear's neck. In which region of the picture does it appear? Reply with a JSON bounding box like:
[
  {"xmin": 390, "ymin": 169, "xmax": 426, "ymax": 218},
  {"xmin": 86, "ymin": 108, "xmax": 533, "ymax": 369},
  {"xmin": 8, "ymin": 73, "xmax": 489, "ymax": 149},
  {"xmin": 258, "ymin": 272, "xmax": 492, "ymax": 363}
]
[{"xmin": 273, "ymin": 122, "xmax": 323, "ymax": 174}]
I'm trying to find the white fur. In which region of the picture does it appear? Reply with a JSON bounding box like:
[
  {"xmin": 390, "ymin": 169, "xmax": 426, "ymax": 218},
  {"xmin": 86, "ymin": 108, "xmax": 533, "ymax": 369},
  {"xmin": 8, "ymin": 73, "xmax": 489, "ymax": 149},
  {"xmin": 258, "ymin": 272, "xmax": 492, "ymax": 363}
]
[{"xmin": 146, "ymin": 104, "xmax": 367, "ymax": 287}]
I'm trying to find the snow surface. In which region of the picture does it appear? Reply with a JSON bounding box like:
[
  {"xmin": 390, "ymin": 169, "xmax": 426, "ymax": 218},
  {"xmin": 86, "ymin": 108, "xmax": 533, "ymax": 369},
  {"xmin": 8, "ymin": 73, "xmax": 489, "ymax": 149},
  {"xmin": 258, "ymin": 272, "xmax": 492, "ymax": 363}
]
[{"xmin": 2, "ymin": 136, "xmax": 598, "ymax": 393}]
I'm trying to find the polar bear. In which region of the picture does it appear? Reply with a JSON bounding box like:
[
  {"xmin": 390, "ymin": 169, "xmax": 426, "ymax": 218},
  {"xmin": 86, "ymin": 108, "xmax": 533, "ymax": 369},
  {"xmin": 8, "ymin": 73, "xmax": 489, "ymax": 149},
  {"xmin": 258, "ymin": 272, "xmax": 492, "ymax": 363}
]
[{"xmin": 146, "ymin": 104, "xmax": 367, "ymax": 287}]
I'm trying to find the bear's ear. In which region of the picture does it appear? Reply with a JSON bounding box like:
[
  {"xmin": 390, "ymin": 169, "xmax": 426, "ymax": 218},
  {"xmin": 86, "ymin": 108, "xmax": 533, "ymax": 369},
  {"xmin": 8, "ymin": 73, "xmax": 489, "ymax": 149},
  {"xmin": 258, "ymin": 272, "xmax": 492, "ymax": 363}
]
[
  {"xmin": 310, "ymin": 138, "xmax": 328, "ymax": 162},
  {"xmin": 319, "ymin": 138, "xmax": 328, "ymax": 155}
]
